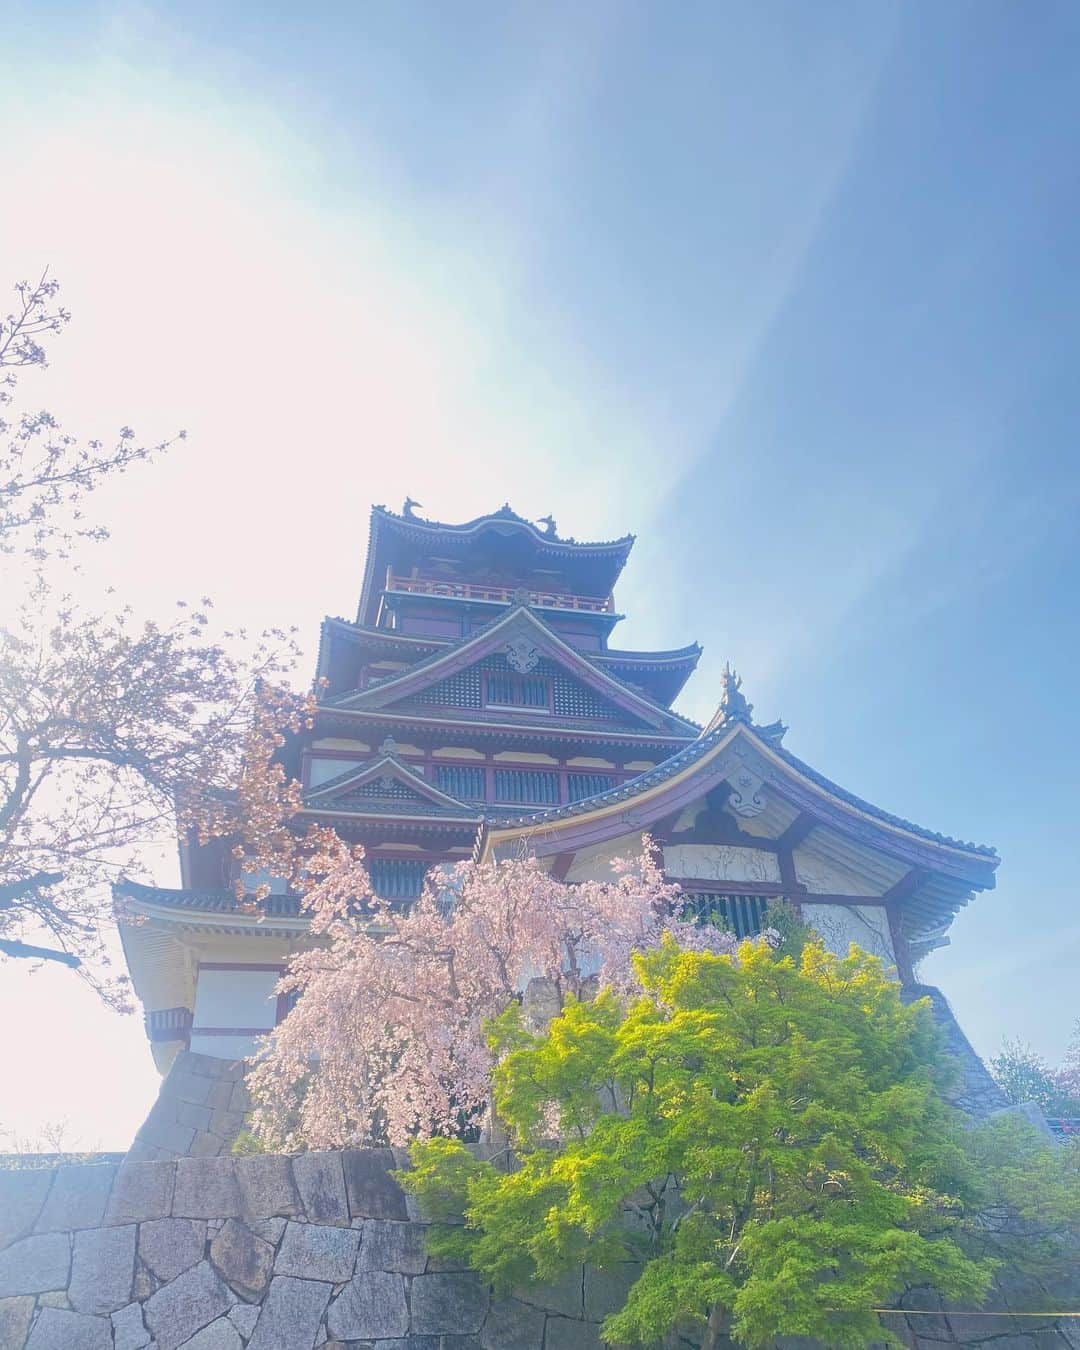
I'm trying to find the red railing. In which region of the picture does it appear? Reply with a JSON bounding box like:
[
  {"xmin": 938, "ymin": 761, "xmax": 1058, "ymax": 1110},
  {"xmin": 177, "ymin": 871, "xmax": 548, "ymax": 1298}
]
[{"xmin": 386, "ymin": 572, "xmax": 614, "ymax": 613}]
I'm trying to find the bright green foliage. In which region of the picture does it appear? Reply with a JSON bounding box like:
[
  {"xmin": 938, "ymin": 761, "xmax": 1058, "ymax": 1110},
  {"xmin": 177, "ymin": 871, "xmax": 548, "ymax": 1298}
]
[{"xmin": 404, "ymin": 938, "xmax": 1004, "ymax": 1348}]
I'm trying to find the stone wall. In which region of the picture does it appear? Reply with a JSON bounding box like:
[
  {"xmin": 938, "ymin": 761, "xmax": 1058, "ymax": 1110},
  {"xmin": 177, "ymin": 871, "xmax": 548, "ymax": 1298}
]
[
  {"xmin": 127, "ymin": 1053, "xmax": 252, "ymax": 1162},
  {"xmin": 904, "ymin": 984, "xmax": 1010, "ymax": 1119},
  {"xmin": 3, "ymin": 1149, "xmax": 1078, "ymax": 1350},
  {"xmin": 0, "ymin": 1149, "xmax": 621, "ymax": 1350}
]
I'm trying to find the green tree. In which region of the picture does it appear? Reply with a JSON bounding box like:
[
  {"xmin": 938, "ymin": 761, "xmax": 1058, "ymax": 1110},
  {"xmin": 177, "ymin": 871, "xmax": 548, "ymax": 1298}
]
[{"xmin": 404, "ymin": 938, "xmax": 1077, "ymax": 1349}]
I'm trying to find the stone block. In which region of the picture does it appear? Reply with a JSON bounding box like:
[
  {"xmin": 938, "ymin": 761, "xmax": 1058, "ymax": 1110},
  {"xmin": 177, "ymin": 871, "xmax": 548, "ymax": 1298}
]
[
  {"xmin": 37, "ymin": 1292, "xmax": 69, "ymax": 1308},
  {"xmin": 275, "ymin": 1221, "xmax": 361, "ymax": 1282},
  {"xmin": 230, "ymin": 1081, "xmax": 252, "ymax": 1114},
  {"xmin": 189, "ymin": 1132, "xmax": 225, "ymax": 1158},
  {"xmin": 25, "ymin": 1307, "xmax": 111, "ymax": 1350},
  {"xmin": 544, "ymin": 1318, "xmax": 602, "ymax": 1350},
  {"xmin": 69, "ymin": 1223, "xmax": 137, "ymax": 1314},
  {"xmin": 0, "ymin": 1169, "xmax": 53, "ymax": 1248},
  {"xmin": 326, "ymin": 1270, "xmax": 408, "ymax": 1339},
  {"xmin": 443, "ymin": 1338, "xmax": 484, "ymax": 1350},
  {"xmin": 292, "ymin": 1151, "xmax": 350, "ymax": 1226},
  {"xmin": 210, "ymin": 1219, "xmax": 275, "ymax": 1300},
  {"xmin": 0, "ymin": 1231, "xmax": 70, "ymax": 1296},
  {"xmin": 105, "ymin": 1161, "xmax": 175, "ymax": 1225},
  {"xmin": 0, "ymin": 1295, "xmax": 34, "ymax": 1349},
  {"xmin": 139, "ymin": 1217, "xmax": 206, "ymax": 1282},
  {"xmin": 124, "ymin": 1141, "xmax": 162, "ymax": 1163},
  {"xmin": 235, "ymin": 1155, "xmax": 300, "ymax": 1221},
  {"xmin": 356, "ymin": 1219, "xmax": 427, "ymax": 1274},
  {"xmin": 228, "ymin": 1302, "xmax": 261, "ymax": 1337},
  {"xmin": 35, "ymin": 1164, "xmax": 115, "ymax": 1232},
  {"xmin": 205, "ymin": 1080, "xmax": 235, "ymax": 1111},
  {"xmin": 112, "ymin": 1301, "xmax": 152, "ymax": 1350},
  {"xmin": 138, "ymin": 1119, "xmax": 198, "ymax": 1155},
  {"xmin": 249, "ymin": 1217, "xmax": 287, "ymax": 1244},
  {"xmin": 481, "ymin": 1296, "xmax": 546, "ymax": 1350},
  {"xmin": 410, "ymin": 1272, "xmax": 490, "ymax": 1335},
  {"xmin": 583, "ymin": 1263, "xmax": 641, "ymax": 1321},
  {"xmin": 342, "ymin": 1149, "xmax": 407, "ymax": 1220},
  {"xmin": 247, "ymin": 1275, "xmax": 332, "ymax": 1350},
  {"xmin": 173, "ymin": 1158, "xmax": 241, "ymax": 1218},
  {"xmin": 209, "ymin": 1111, "xmax": 246, "ymax": 1141},
  {"xmin": 143, "ymin": 1259, "xmax": 235, "ymax": 1350},
  {"xmin": 513, "ymin": 1267, "xmax": 583, "ymax": 1318},
  {"xmin": 169, "ymin": 1072, "xmax": 215, "ymax": 1107},
  {"xmin": 177, "ymin": 1101, "xmax": 214, "ymax": 1132},
  {"xmin": 175, "ymin": 1316, "xmax": 243, "ymax": 1349}
]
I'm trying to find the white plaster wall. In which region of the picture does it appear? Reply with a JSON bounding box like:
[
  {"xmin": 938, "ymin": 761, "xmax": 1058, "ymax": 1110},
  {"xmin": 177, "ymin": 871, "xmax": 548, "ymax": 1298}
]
[
  {"xmin": 193, "ymin": 967, "xmax": 278, "ymax": 1026},
  {"xmin": 308, "ymin": 756, "xmax": 357, "ymax": 786},
  {"xmin": 793, "ymin": 845, "xmax": 872, "ymax": 896},
  {"xmin": 805, "ymin": 904, "xmax": 896, "ymax": 966},
  {"xmin": 662, "ymin": 844, "xmax": 782, "ymax": 885},
  {"xmin": 188, "ymin": 1032, "xmax": 264, "ymax": 1060}
]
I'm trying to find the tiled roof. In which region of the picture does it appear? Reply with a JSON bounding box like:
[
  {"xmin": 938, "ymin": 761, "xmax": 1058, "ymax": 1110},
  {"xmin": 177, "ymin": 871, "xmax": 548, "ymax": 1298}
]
[
  {"xmin": 326, "ymin": 605, "xmax": 701, "ymax": 736},
  {"xmin": 485, "ymin": 718, "xmax": 999, "ymax": 858},
  {"xmin": 114, "ymin": 879, "xmax": 303, "ymax": 917},
  {"xmin": 371, "ymin": 503, "xmax": 635, "ymax": 552}
]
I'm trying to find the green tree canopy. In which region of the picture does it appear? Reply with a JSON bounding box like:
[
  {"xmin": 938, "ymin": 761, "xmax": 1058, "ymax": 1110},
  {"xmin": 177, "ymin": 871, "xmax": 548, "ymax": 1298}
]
[{"xmin": 404, "ymin": 938, "xmax": 1079, "ymax": 1349}]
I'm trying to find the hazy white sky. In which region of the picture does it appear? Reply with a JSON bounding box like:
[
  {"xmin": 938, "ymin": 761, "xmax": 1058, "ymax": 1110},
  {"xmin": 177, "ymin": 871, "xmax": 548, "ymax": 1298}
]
[{"xmin": 3, "ymin": 0, "xmax": 1080, "ymax": 1147}]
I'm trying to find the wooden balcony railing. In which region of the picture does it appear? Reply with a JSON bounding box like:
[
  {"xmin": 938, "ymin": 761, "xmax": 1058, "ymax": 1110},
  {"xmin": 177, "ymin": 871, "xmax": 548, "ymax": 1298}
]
[{"xmin": 386, "ymin": 572, "xmax": 614, "ymax": 613}]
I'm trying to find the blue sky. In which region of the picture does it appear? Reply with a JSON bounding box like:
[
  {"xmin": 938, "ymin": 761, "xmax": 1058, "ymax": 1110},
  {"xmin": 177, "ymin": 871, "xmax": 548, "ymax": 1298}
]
[{"xmin": 2, "ymin": 0, "xmax": 1078, "ymax": 1146}]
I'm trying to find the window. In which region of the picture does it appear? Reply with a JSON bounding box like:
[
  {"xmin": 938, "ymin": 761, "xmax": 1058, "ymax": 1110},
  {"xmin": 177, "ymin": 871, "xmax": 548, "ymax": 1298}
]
[
  {"xmin": 681, "ymin": 892, "xmax": 769, "ymax": 939},
  {"xmin": 368, "ymin": 858, "xmax": 428, "ymax": 901},
  {"xmin": 567, "ymin": 772, "xmax": 617, "ymax": 802},
  {"xmin": 494, "ymin": 769, "xmax": 559, "ymax": 805},
  {"xmin": 483, "ymin": 672, "xmax": 549, "ymax": 710},
  {"xmin": 435, "ymin": 764, "xmax": 486, "ymax": 801}
]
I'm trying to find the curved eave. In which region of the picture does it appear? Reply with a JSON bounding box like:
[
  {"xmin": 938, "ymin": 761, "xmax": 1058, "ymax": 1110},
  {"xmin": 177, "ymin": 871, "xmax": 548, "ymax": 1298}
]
[
  {"xmin": 299, "ymin": 805, "xmax": 482, "ymax": 829},
  {"xmin": 114, "ymin": 881, "xmax": 309, "ymax": 934},
  {"xmin": 479, "ymin": 721, "xmax": 998, "ymax": 887},
  {"xmin": 305, "ymin": 754, "xmax": 473, "ymax": 811},
  {"xmin": 313, "ymin": 704, "xmax": 697, "ymax": 748},
  {"xmin": 358, "ymin": 506, "xmax": 635, "ymax": 625}
]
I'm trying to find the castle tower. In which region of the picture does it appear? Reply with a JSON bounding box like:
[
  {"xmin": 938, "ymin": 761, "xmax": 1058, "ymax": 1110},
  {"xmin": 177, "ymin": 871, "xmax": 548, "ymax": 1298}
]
[{"xmin": 116, "ymin": 503, "xmax": 999, "ymax": 1123}]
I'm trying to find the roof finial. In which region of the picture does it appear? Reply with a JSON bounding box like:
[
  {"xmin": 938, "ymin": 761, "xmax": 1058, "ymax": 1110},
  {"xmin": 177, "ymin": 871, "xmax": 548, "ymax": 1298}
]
[
  {"xmin": 402, "ymin": 497, "xmax": 422, "ymax": 519},
  {"xmin": 537, "ymin": 514, "xmax": 558, "ymax": 538},
  {"xmin": 718, "ymin": 662, "xmax": 754, "ymax": 724}
]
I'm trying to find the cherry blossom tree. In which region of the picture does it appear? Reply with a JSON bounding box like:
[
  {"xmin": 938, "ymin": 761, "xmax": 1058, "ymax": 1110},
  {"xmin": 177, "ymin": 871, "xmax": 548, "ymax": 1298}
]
[
  {"xmin": 0, "ymin": 273, "xmax": 181, "ymax": 559},
  {"xmin": 0, "ymin": 272, "xmax": 311, "ymax": 1000},
  {"xmin": 247, "ymin": 843, "xmax": 739, "ymax": 1150},
  {"xmin": 0, "ymin": 596, "xmax": 309, "ymax": 1001}
]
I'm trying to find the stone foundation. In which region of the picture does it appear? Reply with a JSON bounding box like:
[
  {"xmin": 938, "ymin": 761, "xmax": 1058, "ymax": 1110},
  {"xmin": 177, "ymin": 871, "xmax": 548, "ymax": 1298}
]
[
  {"xmin": 127, "ymin": 1052, "xmax": 252, "ymax": 1161},
  {"xmin": 2, "ymin": 1150, "xmax": 1078, "ymax": 1350}
]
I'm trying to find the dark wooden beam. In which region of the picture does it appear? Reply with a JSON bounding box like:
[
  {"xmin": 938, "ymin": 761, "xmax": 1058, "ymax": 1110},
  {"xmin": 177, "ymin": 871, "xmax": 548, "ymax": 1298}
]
[
  {"xmin": 548, "ymin": 853, "xmax": 575, "ymax": 882},
  {"xmin": 777, "ymin": 812, "xmax": 817, "ymax": 852},
  {"xmin": 882, "ymin": 868, "xmax": 931, "ymax": 903}
]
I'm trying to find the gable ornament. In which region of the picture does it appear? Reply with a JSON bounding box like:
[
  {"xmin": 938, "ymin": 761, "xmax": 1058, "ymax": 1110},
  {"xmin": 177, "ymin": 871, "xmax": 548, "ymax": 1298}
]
[
  {"xmin": 505, "ymin": 638, "xmax": 540, "ymax": 674},
  {"xmin": 726, "ymin": 767, "xmax": 766, "ymax": 819}
]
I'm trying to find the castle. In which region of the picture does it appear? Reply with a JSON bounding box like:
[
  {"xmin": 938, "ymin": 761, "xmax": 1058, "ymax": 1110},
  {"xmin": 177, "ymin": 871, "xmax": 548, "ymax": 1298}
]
[{"xmin": 116, "ymin": 503, "xmax": 998, "ymax": 1086}]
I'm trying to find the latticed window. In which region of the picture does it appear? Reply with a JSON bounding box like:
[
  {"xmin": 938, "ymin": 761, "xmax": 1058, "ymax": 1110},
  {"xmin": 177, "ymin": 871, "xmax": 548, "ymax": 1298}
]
[
  {"xmin": 566, "ymin": 772, "xmax": 617, "ymax": 802},
  {"xmin": 435, "ymin": 764, "xmax": 486, "ymax": 801},
  {"xmin": 483, "ymin": 673, "xmax": 549, "ymax": 708},
  {"xmin": 682, "ymin": 892, "xmax": 769, "ymax": 939},
  {"xmin": 349, "ymin": 777, "xmax": 420, "ymax": 799},
  {"xmin": 411, "ymin": 667, "xmax": 484, "ymax": 708},
  {"xmin": 494, "ymin": 769, "xmax": 560, "ymax": 805},
  {"xmin": 368, "ymin": 858, "xmax": 428, "ymax": 901},
  {"xmin": 550, "ymin": 670, "xmax": 621, "ymax": 720}
]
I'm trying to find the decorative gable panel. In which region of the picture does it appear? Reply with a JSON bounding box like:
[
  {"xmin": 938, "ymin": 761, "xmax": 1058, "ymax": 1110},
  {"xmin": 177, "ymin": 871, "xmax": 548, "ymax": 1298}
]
[{"xmin": 397, "ymin": 653, "xmax": 656, "ymax": 728}]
